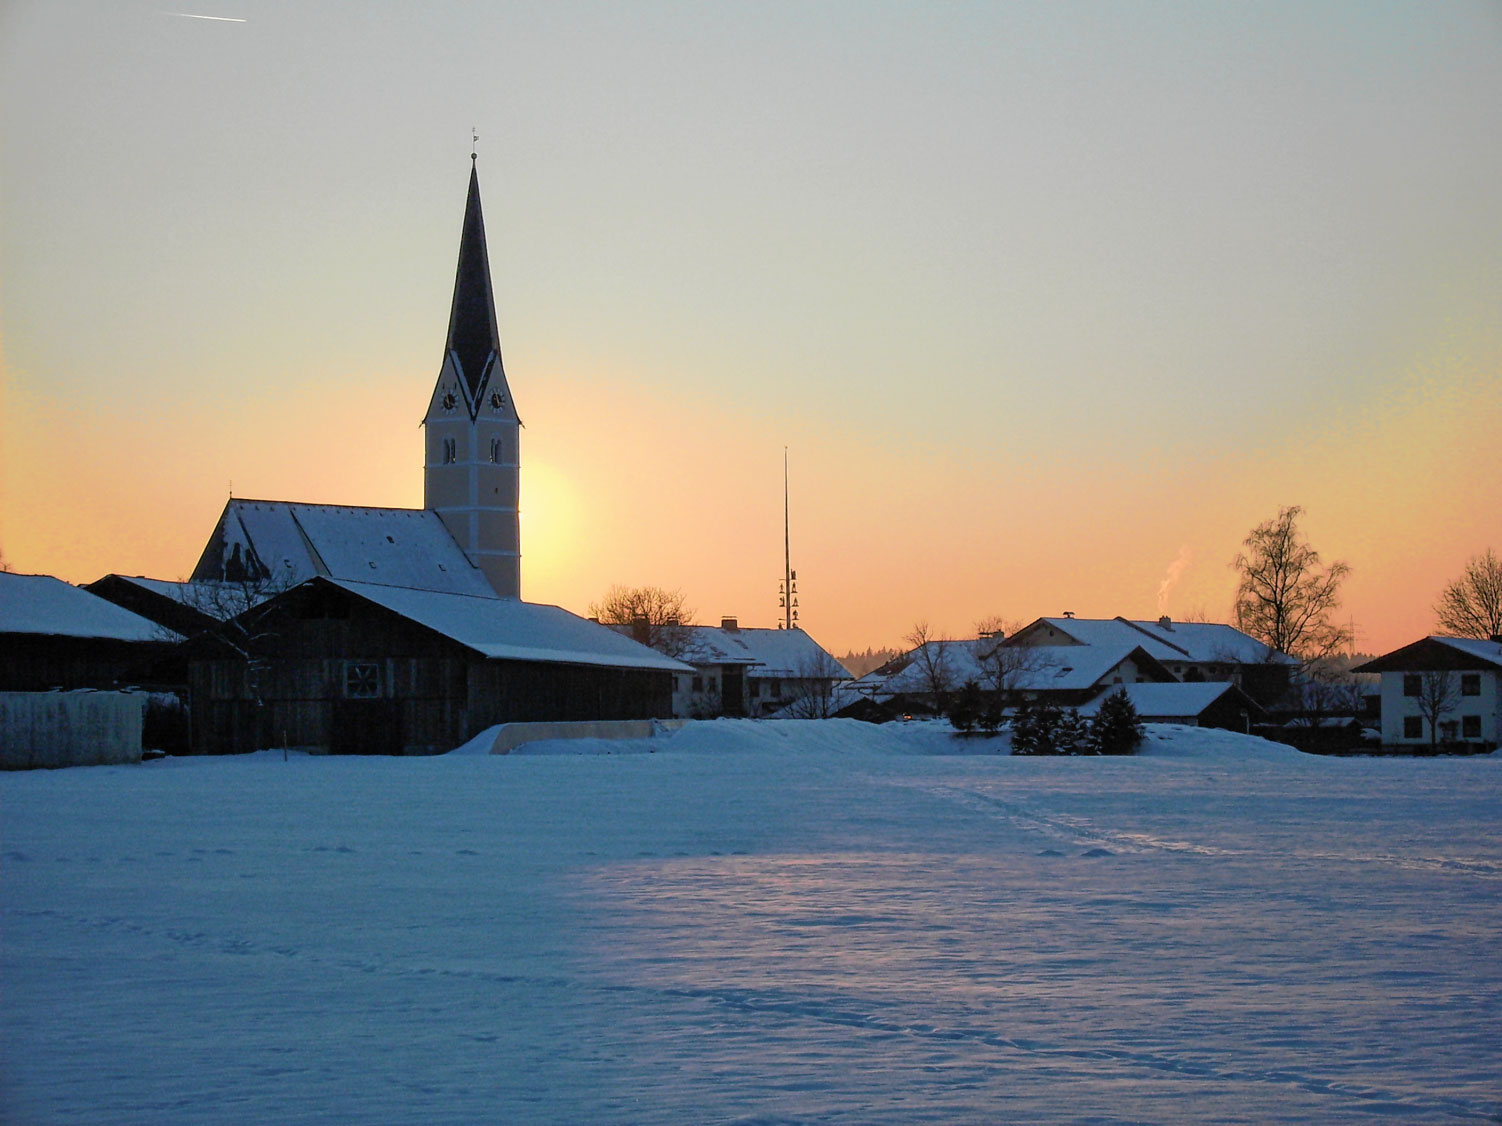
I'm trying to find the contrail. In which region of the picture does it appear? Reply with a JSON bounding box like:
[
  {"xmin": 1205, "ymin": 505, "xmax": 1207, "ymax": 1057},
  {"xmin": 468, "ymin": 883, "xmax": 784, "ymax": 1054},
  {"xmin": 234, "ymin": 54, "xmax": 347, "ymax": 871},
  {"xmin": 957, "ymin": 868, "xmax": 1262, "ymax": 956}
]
[{"xmin": 163, "ymin": 12, "xmax": 248, "ymax": 21}]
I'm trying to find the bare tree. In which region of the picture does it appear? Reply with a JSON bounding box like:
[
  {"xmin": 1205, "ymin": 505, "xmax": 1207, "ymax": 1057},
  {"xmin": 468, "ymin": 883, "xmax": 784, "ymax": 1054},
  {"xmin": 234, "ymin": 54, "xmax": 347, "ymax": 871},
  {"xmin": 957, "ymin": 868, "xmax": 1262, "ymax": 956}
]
[
  {"xmin": 589, "ymin": 585, "xmax": 694, "ymax": 657},
  {"xmin": 781, "ymin": 650, "xmax": 850, "ymax": 719},
  {"xmin": 1233, "ymin": 506, "xmax": 1352, "ymax": 664},
  {"xmin": 1434, "ymin": 549, "xmax": 1502, "ymax": 640},
  {"xmin": 903, "ymin": 621, "xmax": 955, "ymax": 712},
  {"xmin": 1415, "ymin": 669, "xmax": 1460, "ymax": 750},
  {"xmin": 975, "ymin": 634, "xmax": 1053, "ymax": 710},
  {"xmin": 177, "ymin": 571, "xmax": 300, "ymax": 714}
]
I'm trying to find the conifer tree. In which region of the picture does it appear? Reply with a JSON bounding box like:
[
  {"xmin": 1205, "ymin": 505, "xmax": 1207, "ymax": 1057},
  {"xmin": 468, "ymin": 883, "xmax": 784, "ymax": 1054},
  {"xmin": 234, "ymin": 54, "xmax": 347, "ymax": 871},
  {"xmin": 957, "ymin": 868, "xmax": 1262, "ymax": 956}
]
[{"xmin": 1092, "ymin": 689, "xmax": 1145, "ymax": 755}]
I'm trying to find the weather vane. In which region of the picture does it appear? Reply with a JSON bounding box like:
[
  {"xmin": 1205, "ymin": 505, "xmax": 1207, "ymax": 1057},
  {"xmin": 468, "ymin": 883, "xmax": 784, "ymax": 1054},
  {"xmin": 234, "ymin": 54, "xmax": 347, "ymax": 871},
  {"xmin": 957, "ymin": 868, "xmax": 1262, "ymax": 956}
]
[{"xmin": 471, "ymin": 127, "xmax": 479, "ymax": 162}]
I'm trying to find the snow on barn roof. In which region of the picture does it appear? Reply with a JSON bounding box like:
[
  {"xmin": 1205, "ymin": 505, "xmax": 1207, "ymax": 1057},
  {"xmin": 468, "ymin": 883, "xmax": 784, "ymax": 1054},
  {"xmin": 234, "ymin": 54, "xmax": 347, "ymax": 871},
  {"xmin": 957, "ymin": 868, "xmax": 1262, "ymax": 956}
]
[
  {"xmin": 329, "ymin": 580, "xmax": 694, "ymax": 673},
  {"xmin": 94, "ymin": 575, "xmax": 271, "ymax": 621},
  {"xmin": 1079, "ymin": 681, "xmax": 1249, "ymax": 719},
  {"xmin": 192, "ymin": 500, "xmax": 495, "ymax": 597},
  {"xmin": 0, "ymin": 573, "xmax": 180, "ymax": 642}
]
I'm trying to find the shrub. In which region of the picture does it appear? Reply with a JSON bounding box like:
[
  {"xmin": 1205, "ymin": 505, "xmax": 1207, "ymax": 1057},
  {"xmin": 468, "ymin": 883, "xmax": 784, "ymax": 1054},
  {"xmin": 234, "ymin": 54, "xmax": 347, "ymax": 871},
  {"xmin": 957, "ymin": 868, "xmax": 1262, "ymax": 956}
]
[{"xmin": 1011, "ymin": 701, "xmax": 1095, "ymax": 755}]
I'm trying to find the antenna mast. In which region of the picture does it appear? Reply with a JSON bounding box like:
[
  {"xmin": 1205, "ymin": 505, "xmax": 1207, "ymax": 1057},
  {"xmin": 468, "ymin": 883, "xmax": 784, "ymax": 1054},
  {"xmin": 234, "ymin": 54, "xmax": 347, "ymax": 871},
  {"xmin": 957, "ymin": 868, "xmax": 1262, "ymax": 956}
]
[{"xmin": 779, "ymin": 448, "xmax": 798, "ymax": 629}]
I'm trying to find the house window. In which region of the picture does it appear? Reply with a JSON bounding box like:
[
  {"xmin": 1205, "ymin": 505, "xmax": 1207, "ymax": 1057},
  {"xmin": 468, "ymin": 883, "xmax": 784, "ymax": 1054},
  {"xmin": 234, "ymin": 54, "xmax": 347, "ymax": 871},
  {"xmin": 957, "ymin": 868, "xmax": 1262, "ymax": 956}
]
[
  {"xmin": 750, "ymin": 680, "xmax": 762, "ymax": 698},
  {"xmin": 345, "ymin": 662, "xmax": 380, "ymax": 699},
  {"xmin": 692, "ymin": 675, "xmax": 703, "ymax": 693},
  {"xmin": 1461, "ymin": 673, "xmax": 1481, "ymax": 697},
  {"xmin": 442, "ymin": 437, "xmax": 457, "ymax": 464},
  {"xmin": 708, "ymin": 676, "xmax": 718, "ymax": 691},
  {"xmin": 1402, "ymin": 674, "xmax": 1421, "ymax": 697},
  {"xmin": 770, "ymin": 679, "xmax": 781, "ymax": 698},
  {"xmin": 1403, "ymin": 715, "xmax": 1422, "ymax": 739},
  {"xmin": 1462, "ymin": 715, "xmax": 1481, "ymax": 739}
]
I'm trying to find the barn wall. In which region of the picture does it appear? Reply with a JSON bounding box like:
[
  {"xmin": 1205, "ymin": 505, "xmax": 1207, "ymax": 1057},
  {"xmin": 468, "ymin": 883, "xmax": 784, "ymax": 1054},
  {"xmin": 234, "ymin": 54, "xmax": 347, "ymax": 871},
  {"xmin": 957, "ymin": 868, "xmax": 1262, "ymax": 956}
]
[{"xmin": 0, "ymin": 636, "xmax": 173, "ymax": 692}]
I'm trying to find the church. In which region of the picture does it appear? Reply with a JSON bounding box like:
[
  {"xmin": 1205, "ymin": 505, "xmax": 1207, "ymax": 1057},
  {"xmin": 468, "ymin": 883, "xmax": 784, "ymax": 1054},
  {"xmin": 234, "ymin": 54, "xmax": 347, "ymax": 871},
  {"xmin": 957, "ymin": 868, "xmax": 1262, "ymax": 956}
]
[{"xmin": 126, "ymin": 156, "xmax": 691, "ymax": 754}]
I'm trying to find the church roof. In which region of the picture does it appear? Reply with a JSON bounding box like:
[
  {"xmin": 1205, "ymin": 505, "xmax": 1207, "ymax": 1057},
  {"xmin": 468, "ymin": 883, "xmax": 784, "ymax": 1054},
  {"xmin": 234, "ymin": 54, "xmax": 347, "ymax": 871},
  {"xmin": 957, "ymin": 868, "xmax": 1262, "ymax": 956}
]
[
  {"xmin": 444, "ymin": 158, "xmax": 508, "ymax": 416},
  {"xmin": 189, "ymin": 500, "xmax": 494, "ymax": 597}
]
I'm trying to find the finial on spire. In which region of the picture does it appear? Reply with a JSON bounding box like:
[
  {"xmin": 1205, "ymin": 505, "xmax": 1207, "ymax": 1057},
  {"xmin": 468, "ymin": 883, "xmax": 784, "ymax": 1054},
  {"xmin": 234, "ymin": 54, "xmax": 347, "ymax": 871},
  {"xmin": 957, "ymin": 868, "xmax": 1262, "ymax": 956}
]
[{"xmin": 471, "ymin": 127, "xmax": 479, "ymax": 163}]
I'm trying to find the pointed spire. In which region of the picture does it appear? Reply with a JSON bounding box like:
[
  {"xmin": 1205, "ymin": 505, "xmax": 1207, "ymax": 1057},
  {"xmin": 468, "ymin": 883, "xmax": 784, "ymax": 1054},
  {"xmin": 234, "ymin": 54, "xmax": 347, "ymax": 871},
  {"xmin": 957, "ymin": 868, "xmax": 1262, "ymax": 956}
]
[{"xmin": 445, "ymin": 156, "xmax": 504, "ymax": 413}]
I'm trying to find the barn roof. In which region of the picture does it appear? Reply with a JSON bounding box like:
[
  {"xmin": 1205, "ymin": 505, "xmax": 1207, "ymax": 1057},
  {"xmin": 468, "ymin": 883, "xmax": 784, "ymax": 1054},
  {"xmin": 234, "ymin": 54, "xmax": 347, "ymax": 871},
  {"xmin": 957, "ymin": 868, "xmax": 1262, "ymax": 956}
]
[
  {"xmin": 327, "ymin": 580, "xmax": 694, "ymax": 673},
  {"xmin": 1079, "ymin": 681, "xmax": 1259, "ymax": 720},
  {"xmin": 0, "ymin": 573, "xmax": 180, "ymax": 642}
]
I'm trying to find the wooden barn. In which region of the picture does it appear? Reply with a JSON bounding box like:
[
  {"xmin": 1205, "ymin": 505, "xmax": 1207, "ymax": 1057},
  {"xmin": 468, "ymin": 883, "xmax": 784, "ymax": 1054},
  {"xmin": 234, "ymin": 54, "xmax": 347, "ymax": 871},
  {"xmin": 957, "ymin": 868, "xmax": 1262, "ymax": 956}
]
[
  {"xmin": 187, "ymin": 577, "xmax": 691, "ymax": 755},
  {"xmin": 0, "ymin": 572, "xmax": 182, "ymax": 691}
]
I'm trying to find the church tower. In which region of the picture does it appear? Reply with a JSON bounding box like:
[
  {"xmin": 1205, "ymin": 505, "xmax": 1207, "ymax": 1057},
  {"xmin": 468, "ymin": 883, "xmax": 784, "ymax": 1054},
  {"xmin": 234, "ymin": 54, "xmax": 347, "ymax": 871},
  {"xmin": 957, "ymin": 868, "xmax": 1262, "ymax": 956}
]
[{"xmin": 424, "ymin": 156, "xmax": 521, "ymax": 598}]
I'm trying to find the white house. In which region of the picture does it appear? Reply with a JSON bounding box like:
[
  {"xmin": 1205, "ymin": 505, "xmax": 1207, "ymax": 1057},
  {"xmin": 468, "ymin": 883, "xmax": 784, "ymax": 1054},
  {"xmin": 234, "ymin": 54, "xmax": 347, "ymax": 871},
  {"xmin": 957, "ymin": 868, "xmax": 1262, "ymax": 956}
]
[
  {"xmin": 1352, "ymin": 637, "xmax": 1502, "ymax": 750},
  {"xmin": 665, "ymin": 619, "xmax": 849, "ymax": 718}
]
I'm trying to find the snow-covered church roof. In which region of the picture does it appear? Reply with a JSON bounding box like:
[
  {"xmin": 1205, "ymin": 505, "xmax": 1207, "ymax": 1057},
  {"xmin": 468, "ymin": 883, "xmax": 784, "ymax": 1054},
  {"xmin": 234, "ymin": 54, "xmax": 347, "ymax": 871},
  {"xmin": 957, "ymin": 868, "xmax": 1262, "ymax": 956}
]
[{"xmin": 190, "ymin": 500, "xmax": 494, "ymax": 597}]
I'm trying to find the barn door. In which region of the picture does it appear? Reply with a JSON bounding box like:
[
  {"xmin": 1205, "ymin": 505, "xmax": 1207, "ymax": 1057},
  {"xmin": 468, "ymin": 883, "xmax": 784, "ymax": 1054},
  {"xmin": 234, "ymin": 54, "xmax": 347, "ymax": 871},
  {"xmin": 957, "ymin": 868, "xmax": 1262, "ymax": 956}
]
[{"xmin": 331, "ymin": 700, "xmax": 403, "ymax": 755}]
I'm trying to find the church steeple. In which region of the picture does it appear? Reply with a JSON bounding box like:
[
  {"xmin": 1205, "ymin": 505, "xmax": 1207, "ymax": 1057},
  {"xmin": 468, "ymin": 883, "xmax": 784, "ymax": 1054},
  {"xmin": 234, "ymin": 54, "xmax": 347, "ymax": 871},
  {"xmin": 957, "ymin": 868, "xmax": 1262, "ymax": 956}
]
[
  {"xmin": 423, "ymin": 155, "xmax": 521, "ymax": 598},
  {"xmin": 445, "ymin": 157, "xmax": 509, "ymax": 415}
]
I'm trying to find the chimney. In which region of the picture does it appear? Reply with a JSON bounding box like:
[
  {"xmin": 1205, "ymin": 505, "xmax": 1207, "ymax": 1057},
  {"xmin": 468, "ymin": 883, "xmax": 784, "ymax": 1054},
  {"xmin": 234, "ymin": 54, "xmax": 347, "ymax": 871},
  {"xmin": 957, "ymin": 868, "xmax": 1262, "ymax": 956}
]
[
  {"xmin": 1158, "ymin": 616, "xmax": 1173, "ymax": 631},
  {"xmin": 630, "ymin": 615, "xmax": 649, "ymax": 645},
  {"xmin": 721, "ymin": 616, "xmax": 739, "ymax": 631}
]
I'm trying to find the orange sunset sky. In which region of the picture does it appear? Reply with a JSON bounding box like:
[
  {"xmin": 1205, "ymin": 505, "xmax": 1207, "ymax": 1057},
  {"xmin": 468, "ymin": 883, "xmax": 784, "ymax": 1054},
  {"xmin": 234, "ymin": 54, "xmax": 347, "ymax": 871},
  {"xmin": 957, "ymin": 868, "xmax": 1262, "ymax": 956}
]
[{"xmin": 2, "ymin": 1, "xmax": 1499, "ymax": 656}]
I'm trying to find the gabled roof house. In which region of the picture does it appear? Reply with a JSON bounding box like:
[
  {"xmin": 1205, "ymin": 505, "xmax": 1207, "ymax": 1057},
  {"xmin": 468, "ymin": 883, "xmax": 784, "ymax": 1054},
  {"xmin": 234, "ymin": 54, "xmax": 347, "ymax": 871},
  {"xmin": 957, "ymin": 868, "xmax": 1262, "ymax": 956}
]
[{"xmin": 1352, "ymin": 636, "xmax": 1502, "ymax": 750}]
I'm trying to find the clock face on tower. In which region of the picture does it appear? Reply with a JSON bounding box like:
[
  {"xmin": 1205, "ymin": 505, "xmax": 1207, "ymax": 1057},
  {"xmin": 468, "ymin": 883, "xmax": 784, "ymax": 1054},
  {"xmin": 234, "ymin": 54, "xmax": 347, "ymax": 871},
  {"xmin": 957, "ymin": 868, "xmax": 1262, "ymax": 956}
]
[{"xmin": 442, "ymin": 390, "xmax": 456, "ymax": 411}]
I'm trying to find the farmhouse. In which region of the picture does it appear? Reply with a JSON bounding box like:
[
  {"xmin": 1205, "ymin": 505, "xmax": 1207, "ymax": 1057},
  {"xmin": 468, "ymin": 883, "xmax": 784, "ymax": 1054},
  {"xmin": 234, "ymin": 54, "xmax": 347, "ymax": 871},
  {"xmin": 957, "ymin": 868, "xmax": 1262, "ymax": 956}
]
[
  {"xmin": 1352, "ymin": 636, "xmax": 1502, "ymax": 751},
  {"xmin": 663, "ymin": 618, "xmax": 848, "ymax": 718},
  {"xmin": 1007, "ymin": 616, "xmax": 1295, "ymax": 707}
]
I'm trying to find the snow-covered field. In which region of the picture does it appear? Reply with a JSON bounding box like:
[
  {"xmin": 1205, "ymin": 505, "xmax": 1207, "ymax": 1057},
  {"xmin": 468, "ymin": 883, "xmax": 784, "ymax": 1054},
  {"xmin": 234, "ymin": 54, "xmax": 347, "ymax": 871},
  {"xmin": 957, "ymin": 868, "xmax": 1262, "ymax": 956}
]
[{"xmin": 4, "ymin": 721, "xmax": 1499, "ymax": 1124}]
